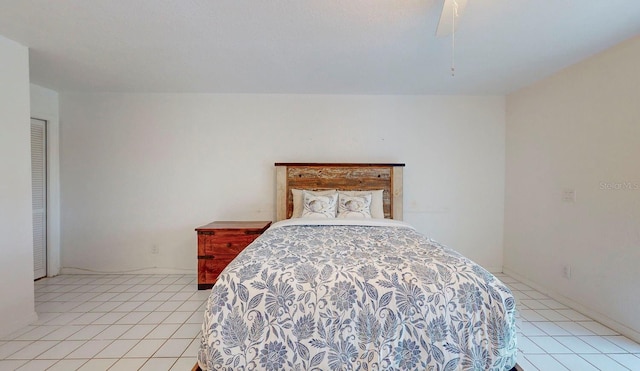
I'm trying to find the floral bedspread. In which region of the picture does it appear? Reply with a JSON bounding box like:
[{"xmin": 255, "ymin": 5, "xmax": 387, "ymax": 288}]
[{"xmin": 198, "ymin": 219, "xmax": 517, "ymax": 370}]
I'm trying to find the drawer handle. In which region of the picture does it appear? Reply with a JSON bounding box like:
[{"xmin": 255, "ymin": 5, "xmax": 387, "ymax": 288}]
[{"xmin": 198, "ymin": 255, "xmax": 214, "ymax": 259}]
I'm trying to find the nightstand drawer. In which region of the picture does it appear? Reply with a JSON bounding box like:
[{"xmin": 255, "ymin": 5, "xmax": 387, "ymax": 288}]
[
  {"xmin": 197, "ymin": 235, "xmax": 259, "ymax": 255},
  {"xmin": 195, "ymin": 220, "xmax": 271, "ymax": 290},
  {"xmin": 198, "ymin": 257, "xmax": 234, "ymax": 289}
]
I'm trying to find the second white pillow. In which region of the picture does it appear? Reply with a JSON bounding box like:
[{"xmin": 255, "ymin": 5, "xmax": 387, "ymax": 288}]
[
  {"xmin": 337, "ymin": 193, "xmax": 372, "ymax": 219},
  {"xmin": 339, "ymin": 189, "xmax": 384, "ymax": 218}
]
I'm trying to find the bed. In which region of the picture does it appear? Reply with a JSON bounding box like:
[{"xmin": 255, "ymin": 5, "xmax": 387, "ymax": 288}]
[{"xmin": 197, "ymin": 163, "xmax": 517, "ymax": 370}]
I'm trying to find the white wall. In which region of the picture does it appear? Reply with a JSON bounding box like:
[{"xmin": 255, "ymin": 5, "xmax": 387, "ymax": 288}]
[
  {"xmin": 505, "ymin": 35, "xmax": 640, "ymax": 340},
  {"xmin": 59, "ymin": 94, "xmax": 505, "ymax": 274},
  {"xmin": 0, "ymin": 35, "xmax": 37, "ymax": 336},
  {"xmin": 31, "ymin": 84, "xmax": 61, "ymax": 276}
]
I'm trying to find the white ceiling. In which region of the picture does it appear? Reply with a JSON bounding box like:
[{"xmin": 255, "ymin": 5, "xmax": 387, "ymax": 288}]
[{"xmin": 1, "ymin": 0, "xmax": 639, "ymax": 94}]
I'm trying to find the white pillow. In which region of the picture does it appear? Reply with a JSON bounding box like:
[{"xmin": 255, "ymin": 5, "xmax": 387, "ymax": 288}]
[
  {"xmin": 291, "ymin": 189, "xmax": 336, "ymax": 218},
  {"xmin": 337, "ymin": 193, "xmax": 372, "ymax": 219},
  {"xmin": 339, "ymin": 190, "xmax": 385, "ymax": 218},
  {"xmin": 301, "ymin": 191, "xmax": 338, "ymax": 219}
]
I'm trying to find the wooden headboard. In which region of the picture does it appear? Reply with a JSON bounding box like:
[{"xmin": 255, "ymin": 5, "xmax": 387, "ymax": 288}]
[{"xmin": 275, "ymin": 163, "xmax": 405, "ymax": 221}]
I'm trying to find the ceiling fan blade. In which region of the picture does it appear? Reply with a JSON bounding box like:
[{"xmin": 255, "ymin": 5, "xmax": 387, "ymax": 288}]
[{"xmin": 436, "ymin": 0, "xmax": 468, "ymax": 37}]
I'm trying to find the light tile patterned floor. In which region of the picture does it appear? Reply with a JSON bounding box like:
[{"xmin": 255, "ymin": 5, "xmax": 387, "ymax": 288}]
[
  {"xmin": 1, "ymin": 273, "xmax": 639, "ymax": 370},
  {"xmin": 0, "ymin": 275, "xmax": 206, "ymax": 371},
  {"xmin": 494, "ymin": 273, "xmax": 640, "ymax": 370}
]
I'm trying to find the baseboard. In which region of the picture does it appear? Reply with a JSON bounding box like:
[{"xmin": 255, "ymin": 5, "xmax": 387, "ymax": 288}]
[
  {"xmin": 503, "ymin": 267, "xmax": 640, "ymax": 343},
  {"xmin": 60, "ymin": 267, "xmax": 194, "ymax": 275}
]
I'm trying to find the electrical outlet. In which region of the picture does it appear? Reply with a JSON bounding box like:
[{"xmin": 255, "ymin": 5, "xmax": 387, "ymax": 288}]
[
  {"xmin": 562, "ymin": 265, "xmax": 571, "ymax": 279},
  {"xmin": 562, "ymin": 189, "xmax": 576, "ymax": 203},
  {"xmin": 151, "ymin": 245, "xmax": 159, "ymax": 254}
]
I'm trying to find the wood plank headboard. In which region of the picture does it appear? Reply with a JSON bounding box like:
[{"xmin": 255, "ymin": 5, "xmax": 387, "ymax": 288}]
[{"xmin": 275, "ymin": 163, "xmax": 405, "ymax": 221}]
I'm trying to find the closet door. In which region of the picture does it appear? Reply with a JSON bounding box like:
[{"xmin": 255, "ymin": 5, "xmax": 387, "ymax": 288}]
[{"xmin": 31, "ymin": 118, "xmax": 47, "ymax": 279}]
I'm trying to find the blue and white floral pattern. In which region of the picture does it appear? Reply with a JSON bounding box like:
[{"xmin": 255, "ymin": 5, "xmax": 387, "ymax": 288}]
[{"xmin": 198, "ymin": 220, "xmax": 517, "ymax": 370}]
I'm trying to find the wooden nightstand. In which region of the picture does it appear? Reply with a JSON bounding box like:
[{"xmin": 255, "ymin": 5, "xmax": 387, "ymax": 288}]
[{"xmin": 195, "ymin": 221, "xmax": 271, "ymax": 290}]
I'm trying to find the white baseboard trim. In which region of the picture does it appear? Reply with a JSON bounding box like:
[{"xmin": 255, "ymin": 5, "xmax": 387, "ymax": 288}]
[
  {"xmin": 60, "ymin": 267, "xmax": 194, "ymax": 275},
  {"xmin": 503, "ymin": 267, "xmax": 640, "ymax": 344}
]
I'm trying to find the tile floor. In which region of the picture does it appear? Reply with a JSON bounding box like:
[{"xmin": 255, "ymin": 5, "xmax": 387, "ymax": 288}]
[
  {"xmin": 0, "ymin": 273, "xmax": 639, "ymax": 370},
  {"xmin": 0, "ymin": 275, "xmax": 206, "ymax": 371},
  {"xmin": 494, "ymin": 273, "xmax": 640, "ymax": 370}
]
